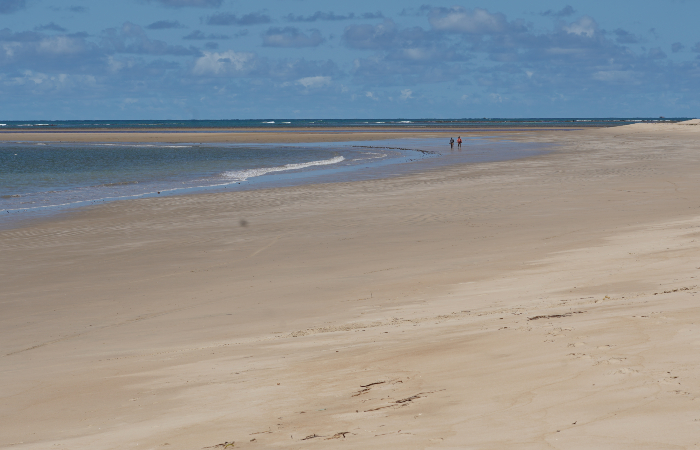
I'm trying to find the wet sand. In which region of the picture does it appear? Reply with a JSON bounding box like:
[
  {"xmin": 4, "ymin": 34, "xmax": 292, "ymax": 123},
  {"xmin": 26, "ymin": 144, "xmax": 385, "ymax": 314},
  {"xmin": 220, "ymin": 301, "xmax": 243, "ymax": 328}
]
[{"xmin": 1, "ymin": 120, "xmax": 700, "ymax": 449}]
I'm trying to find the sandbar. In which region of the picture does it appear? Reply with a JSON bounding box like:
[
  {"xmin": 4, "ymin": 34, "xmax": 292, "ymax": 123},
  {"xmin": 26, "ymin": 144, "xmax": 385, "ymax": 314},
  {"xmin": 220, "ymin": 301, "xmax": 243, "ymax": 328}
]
[{"xmin": 0, "ymin": 126, "xmax": 587, "ymax": 144}]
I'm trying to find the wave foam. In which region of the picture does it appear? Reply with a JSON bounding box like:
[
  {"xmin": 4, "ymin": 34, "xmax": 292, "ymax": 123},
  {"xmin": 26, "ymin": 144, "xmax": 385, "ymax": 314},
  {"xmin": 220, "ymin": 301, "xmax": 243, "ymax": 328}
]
[{"xmin": 223, "ymin": 156, "xmax": 345, "ymax": 182}]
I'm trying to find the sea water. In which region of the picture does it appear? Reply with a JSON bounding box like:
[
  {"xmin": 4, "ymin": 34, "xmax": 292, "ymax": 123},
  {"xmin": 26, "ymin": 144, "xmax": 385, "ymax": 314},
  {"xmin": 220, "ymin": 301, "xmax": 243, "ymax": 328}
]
[
  {"xmin": 0, "ymin": 137, "xmax": 549, "ymax": 229},
  {"xmin": 0, "ymin": 117, "xmax": 689, "ymax": 130}
]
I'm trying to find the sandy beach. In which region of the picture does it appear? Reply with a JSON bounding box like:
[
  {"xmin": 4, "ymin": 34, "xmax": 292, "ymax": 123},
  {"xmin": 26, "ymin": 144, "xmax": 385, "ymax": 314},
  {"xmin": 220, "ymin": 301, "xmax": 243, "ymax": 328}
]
[{"xmin": 2, "ymin": 120, "xmax": 700, "ymax": 449}]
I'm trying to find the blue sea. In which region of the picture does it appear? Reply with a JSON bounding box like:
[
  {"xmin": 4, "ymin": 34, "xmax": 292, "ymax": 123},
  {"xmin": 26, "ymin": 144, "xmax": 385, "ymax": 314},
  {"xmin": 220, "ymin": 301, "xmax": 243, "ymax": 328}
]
[
  {"xmin": 0, "ymin": 117, "xmax": 688, "ymax": 229},
  {"xmin": 0, "ymin": 117, "xmax": 688, "ymax": 130}
]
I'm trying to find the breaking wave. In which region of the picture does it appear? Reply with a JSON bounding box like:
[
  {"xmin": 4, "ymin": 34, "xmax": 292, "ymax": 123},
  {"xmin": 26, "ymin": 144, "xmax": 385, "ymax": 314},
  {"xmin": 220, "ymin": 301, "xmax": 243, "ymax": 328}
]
[{"xmin": 223, "ymin": 156, "xmax": 345, "ymax": 182}]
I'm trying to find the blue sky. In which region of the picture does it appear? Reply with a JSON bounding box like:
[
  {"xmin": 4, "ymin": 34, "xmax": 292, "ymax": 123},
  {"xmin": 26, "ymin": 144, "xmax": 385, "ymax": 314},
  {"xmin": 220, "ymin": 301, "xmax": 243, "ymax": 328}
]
[{"xmin": 0, "ymin": 0, "xmax": 698, "ymax": 119}]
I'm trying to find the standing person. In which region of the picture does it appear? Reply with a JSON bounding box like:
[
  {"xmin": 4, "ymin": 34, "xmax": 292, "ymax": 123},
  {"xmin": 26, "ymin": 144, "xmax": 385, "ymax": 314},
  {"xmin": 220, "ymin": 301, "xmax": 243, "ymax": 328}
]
[
  {"xmin": 449, "ymin": 137, "xmax": 454, "ymax": 149},
  {"xmin": 457, "ymin": 136, "xmax": 462, "ymax": 149}
]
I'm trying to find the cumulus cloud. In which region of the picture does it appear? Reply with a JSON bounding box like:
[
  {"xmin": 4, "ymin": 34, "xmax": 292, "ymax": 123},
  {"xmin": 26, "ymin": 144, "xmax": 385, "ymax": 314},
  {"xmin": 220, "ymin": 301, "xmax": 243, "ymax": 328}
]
[
  {"xmin": 360, "ymin": 12, "xmax": 384, "ymax": 20},
  {"xmin": 5, "ymin": 70, "xmax": 97, "ymax": 92},
  {"xmin": 342, "ymin": 20, "xmax": 466, "ymax": 63},
  {"xmin": 101, "ymin": 22, "xmax": 200, "ymax": 56},
  {"xmin": 340, "ymin": 18, "xmax": 470, "ymax": 86},
  {"xmin": 205, "ymin": 12, "xmax": 271, "ymax": 26},
  {"xmin": 183, "ymin": 30, "xmax": 229, "ymax": 40},
  {"xmin": 38, "ymin": 35, "xmax": 87, "ymax": 55},
  {"xmin": 146, "ymin": 20, "xmax": 186, "ymax": 30},
  {"xmin": 262, "ymin": 27, "xmax": 324, "ymax": 47},
  {"xmin": 285, "ymin": 11, "xmax": 383, "ymax": 22},
  {"xmin": 3, "ymin": 5, "xmax": 700, "ymax": 118},
  {"xmin": 342, "ymin": 19, "xmax": 440, "ymax": 52},
  {"xmin": 286, "ymin": 11, "xmax": 353, "ymax": 22},
  {"xmin": 541, "ymin": 6, "xmax": 575, "ymax": 18},
  {"xmin": 0, "ymin": 29, "xmax": 105, "ymax": 74},
  {"xmin": 428, "ymin": 7, "xmax": 525, "ymax": 34},
  {"xmin": 343, "ymin": 7, "xmax": 679, "ymax": 94},
  {"xmin": 1, "ymin": 31, "xmax": 87, "ymax": 53},
  {"xmin": 342, "ymin": 20, "xmax": 397, "ymax": 49},
  {"xmin": 563, "ymin": 16, "xmax": 598, "ymax": 37},
  {"xmin": 297, "ymin": 75, "xmax": 331, "ymax": 88},
  {"xmin": 192, "ymin": 49, "xmax": 256, "ymax": 75},
  {"xmin": 107, "ymin": 56, "xmax": 180, "ymax": 75},
  {"xmin": 0, "ymin": 0, "xmax": 25, "ymax": 14},
  {"xmin": 146, "ymin": 0, "xmax": 222, "ymax": 8},
  {"xmin": 0, "ymin": 19, "xmax": 345, "ymax": 112},
  {"xmin": 35, "ymin": 23, "xmax": 68, "ymax": 33}
]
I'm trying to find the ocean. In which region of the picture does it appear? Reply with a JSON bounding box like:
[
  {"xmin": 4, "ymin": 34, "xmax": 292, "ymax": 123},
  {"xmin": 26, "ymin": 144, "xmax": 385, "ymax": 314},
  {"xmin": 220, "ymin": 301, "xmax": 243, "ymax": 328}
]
[{"xmin": 0, "ymin": 117, "xmax": 689, "ymax": 130}]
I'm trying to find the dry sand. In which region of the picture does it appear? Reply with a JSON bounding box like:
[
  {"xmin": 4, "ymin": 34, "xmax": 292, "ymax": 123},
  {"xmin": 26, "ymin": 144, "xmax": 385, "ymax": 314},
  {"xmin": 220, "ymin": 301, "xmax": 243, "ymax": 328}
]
[{"xmin": 2, "ymin": 121, "xmax": 700, "ymax": 449}]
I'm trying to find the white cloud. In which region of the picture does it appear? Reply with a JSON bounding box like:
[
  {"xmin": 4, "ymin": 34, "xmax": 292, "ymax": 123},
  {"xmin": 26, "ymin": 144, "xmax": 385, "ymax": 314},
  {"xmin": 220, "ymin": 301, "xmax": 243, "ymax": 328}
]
[
  {"xmin": 5, "ymin": 70, "xmax": 96, "ymax": 90},
  {"xmin": 296, "ymin": 75, "xmax": 331, "ymax": 88},
  {"xmin": 2, "ymin": 42, "xmax": 21, "ymax": 57},
  {"xmin": 38, "ymin": 36, "xmax": 84, "ymax": 55},
  {"xmin": 192, "ymin": 50, "xmax": 255, "ymax": 75},
  {"xmin": 401, "ymin": 48, "xmax": 431, "ymax": 61},
  {"xmin": 564, "ymin": 16, "xmax": 598, "ymax": 37},
  {"xmin": 429, "ymin": 8, "xmax": 512, "ymax": 34},
  {"xmin": 107, "ymin": 56, "xmax": 137, "ymax": 73},
  {"xmin": 399, "ymin": 88, "xmax": 412, "ymax": 99}
]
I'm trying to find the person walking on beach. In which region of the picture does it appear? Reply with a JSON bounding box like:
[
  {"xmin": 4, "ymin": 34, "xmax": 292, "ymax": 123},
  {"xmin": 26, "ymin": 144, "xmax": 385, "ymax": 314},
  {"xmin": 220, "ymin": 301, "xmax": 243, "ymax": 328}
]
[
  {"xmin": 457, "ymin": 136, "xmax": 462, "ymax": 149},
  {"xmin": 449, "ymin": 137, "xmax": 454, "ymax": 149}
]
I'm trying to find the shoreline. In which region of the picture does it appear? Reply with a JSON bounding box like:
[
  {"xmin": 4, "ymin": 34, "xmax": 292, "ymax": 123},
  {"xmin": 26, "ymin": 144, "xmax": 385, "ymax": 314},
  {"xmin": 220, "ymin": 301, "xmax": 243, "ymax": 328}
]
[
  {"xmin": 0, "ymin": 135, "xmax": 551, "ymax": 231},
  {"xmin": 3, "ymin": 123, "xmax": 700, "ymax": 449}
]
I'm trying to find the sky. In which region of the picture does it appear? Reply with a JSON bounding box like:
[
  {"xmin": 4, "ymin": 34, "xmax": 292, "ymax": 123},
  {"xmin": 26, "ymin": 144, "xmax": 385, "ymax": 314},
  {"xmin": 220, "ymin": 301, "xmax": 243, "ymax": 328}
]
[{"xmin": 0, "ymin": 0, "xmax": 699, "ymax": 119}]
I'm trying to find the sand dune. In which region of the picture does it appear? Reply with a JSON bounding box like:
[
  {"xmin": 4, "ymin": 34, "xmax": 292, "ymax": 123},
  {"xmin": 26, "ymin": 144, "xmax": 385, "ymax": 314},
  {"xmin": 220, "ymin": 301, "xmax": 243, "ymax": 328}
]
[{"xmin": 2, "ymin": 122, "xmax": 700, "ymax": 449}]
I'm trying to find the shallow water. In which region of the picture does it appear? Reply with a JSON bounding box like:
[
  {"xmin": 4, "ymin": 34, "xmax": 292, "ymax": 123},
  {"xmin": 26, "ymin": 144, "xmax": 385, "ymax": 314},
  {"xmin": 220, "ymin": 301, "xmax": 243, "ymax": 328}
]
[{"xmin": 0, "ymin": 137, "xmax": 551, "ymax": 229}]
